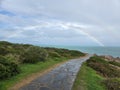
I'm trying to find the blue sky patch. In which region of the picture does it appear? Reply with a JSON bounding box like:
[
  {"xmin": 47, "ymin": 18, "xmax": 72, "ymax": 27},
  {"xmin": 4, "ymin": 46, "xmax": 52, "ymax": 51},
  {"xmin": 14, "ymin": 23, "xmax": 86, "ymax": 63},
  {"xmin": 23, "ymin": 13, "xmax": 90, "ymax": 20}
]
[{"xmin": 0, "ymin": 10, "xmax": 15, "ymax": 16}]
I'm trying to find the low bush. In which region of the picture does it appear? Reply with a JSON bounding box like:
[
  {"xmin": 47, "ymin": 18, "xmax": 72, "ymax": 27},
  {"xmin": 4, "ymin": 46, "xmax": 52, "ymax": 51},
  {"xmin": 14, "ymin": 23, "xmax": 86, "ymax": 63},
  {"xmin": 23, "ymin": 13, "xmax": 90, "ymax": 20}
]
[
  {"xmin": 5, "ymin": 54, "xmax": 20, "ymax": 64},
  {"xmin": 0, "ymin": 56, "xmax": 20, "ymax": 80},
  {"xmin": 0, "ymin": 46, "xmax": 10, "ymax": 55},
  {"xmin": 86, "ymin": 56, "xmax": 120, "ymax": 78},
  {"xmin": 44, "ymin": 47, "xmax": 85, "ymax": 58},
  {"xmin": 21, "ymin": 46, "xmax": 48, "ymax": 63},
  {"xmin": 48, "ymin": 51, "xmax": 61, "ymax": 58},
  {"xmin": 109, "ymin": 61, "xmax": 120, "ymax": 67},
  {"xmin": 69, "ymin": 50, "xmax": 85, "ymax": 57},
  {"xmin": 103, "ymin": 78, "xmax": 120, "ymax": 90},
  {"xmin": 0, "ymin": 63, "xmax": 7, "ymax": 79}
]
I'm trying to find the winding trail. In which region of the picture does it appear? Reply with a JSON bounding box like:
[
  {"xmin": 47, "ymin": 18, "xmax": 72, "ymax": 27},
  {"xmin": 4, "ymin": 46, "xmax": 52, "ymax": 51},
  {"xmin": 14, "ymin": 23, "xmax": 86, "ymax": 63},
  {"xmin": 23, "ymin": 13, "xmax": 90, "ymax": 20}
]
[{"xmin": 20, "ymin": 54, "xmax": 92, "ymax": 90}]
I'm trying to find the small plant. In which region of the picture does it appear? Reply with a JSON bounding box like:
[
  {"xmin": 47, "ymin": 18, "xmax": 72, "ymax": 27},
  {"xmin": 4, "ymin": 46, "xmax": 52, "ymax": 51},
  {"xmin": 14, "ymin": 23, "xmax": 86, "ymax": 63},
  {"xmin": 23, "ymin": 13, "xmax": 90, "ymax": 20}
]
[
  {"xmin": 86, "ymin": 56, "xmax": 120, "ymax": 77},
  {"xmin": 0, "ymin": 55, "xmax": 20, "ymax": 80},
  {"xmin": 109, "ymin": 61, "xmax": 120, "ymax": 67},
  {"xmin": 103, "ymin": 78, "xmax": 120, "ymax": 90},
  {"xmin": 48, "ymin": 51, "xmax": 61, "ymax": 58},
  {"xmin": 21, "ymin": 46, "xmax": 48, "ymax": 63}
]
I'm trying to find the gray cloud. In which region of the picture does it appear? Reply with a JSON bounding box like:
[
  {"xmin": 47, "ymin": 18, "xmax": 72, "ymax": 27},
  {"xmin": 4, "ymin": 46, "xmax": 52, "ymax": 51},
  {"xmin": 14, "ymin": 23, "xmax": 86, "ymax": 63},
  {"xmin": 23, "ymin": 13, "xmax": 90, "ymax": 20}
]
[{"xmin": 0, "ymin": 0, "xmax": 120, "ymax": 46}]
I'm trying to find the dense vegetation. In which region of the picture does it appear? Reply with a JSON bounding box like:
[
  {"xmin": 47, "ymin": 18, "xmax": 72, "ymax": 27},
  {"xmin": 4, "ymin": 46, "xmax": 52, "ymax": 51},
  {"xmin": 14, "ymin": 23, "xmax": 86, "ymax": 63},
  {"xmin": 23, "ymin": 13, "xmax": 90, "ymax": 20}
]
[
  {"xmin": 87, "ymin": 56, "xmax": 120, "ymax": 78},
  {"xmin": 73, "ymin": 55, "xmax": 120, "ymax": 90},
  {"xmin": 0, "ymin": 56, "xmax": 20, "ymax": 80},
  {"xmin": 0, "ymin": 41, "xmax": 84, "ymax": 80}
]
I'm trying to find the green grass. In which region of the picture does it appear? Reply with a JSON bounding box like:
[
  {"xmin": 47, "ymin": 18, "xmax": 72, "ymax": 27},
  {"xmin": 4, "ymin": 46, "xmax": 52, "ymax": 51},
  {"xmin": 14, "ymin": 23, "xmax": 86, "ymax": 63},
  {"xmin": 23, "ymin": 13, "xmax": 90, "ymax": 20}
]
[
  {"xmin": 0, "ymin": 57, "xmax": 68, "ymax": 90},
  {"xmin": 72, "ymin": 63, "xmax": 106, "ymax": 90}
]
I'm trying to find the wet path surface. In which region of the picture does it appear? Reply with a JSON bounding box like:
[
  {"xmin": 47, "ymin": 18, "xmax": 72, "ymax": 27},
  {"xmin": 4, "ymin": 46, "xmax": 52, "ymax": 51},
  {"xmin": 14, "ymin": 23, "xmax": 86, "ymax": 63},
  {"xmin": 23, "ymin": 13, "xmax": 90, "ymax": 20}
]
[{"xmin": 20, "ymin": 55, "xmax": 91, "ymax": 90}]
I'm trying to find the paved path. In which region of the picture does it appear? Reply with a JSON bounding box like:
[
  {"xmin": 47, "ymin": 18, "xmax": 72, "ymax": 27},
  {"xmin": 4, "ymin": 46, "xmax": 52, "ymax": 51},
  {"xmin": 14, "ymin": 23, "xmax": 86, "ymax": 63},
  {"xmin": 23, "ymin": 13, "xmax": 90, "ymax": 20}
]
[{"xmin": 20, "ymin": 55, "xmax": 92, "ymax": 90}]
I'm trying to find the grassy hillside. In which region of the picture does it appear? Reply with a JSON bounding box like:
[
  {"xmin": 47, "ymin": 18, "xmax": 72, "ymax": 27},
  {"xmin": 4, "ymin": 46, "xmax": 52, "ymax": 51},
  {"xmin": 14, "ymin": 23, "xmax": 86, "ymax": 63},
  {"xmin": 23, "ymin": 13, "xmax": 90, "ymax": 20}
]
[
  {"xmin": 72, "ymin": 62, "xmax": 106, "ymax": 90},
  {"xmin": 0, "ymin": 41, "xmax": 85, "ymax": 90},
  {"xmin": 73, "ymin": 55, "xmax": 120, "ymax": 90}
]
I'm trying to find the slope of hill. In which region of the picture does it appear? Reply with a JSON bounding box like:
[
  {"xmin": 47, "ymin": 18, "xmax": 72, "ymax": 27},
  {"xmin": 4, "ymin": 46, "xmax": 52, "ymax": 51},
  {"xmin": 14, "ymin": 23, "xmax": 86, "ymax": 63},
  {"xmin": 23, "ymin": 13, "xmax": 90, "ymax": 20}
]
[
  {"xmin": 73, "ymin": 55, "xmax": 120, "ymax": 90},
  {"xmin": 0, "ymin": 41, "xmax": 85, "ymax": 90}
]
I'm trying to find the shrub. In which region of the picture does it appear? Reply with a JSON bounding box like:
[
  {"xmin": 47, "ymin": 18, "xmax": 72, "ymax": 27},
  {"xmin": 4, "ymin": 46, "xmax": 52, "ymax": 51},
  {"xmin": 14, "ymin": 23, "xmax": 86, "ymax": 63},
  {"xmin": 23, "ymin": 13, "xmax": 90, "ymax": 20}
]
[
  {"xmin": 0, "ymin": 41, "xmax": 12, "ymax": 46},
  {"xmin": 109, "ymin": 61, "xmax": 120, "ymax": 67},
  {"xmin": 0, "ymin": 63, "xmax": 7, "ymax": 79},
  {"xmin": 86, "ymin": 56, "xmax": 120, "ymax": 78},
  {"xmin": 87, "ymin": 56, "xmax": 108, "ymax": 64},
  {"xmin": 103, "ymin": 78, "xmax": 120, "ymax": 90},
  {"xmin": 0, "ymin": 56, "xmax": 20, "ymax": 80},
  {"xmin": 48, "ymin": 51, "xmax": 61, "ymax": 58},
  {"xmin": 0, "ymin": 46, "xmax": 10, "ymax": 55},
  {"xmin": 21, "ymin": 46, "xmax": 48, "ymax": 63},
  {"xmin": 44, "ymin": 47, "xmax": 85, "ymax": 58},
  {"xmin": 5, "ymin": 54, "xmax": 20, "ymax": 64}
]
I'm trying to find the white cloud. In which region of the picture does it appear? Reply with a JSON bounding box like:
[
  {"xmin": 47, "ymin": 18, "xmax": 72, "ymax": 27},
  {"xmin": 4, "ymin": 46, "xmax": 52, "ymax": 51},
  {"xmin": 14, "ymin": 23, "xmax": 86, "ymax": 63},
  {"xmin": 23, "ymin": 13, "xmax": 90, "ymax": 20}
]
[
  {"xmin": 0, "ymin": 20, "xmax": 105, "ymax": 46},
  {"xmin": 0, "ymin": 0, "xmax": 120, "ymax": 46}
]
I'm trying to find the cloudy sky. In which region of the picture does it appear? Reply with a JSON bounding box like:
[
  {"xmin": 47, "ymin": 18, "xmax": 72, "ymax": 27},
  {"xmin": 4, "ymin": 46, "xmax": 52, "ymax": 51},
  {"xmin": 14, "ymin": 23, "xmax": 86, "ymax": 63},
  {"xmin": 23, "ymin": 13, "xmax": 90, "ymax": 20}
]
[{"xmin": 0, "ymin": 0, "xmax": 120, "ymax": 46}]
